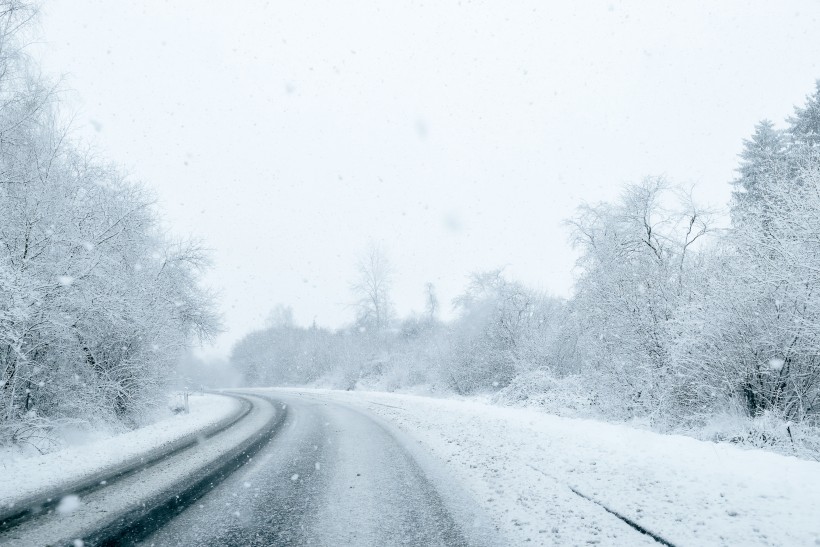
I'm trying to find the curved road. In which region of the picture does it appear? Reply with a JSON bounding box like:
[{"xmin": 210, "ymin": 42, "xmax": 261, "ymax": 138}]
[{"xmin": 140, "ymin": 390, "xmax": 496, "ymax": 546}]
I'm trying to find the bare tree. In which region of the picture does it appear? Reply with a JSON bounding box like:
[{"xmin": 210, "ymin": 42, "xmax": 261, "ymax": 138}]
[
  {"xmin": 424, "ymin": 282, "xmax": 439, "ymax": 322},
  {"xmin": 350, "ymin": 243, "xmax": 394, "ymax": 332},
  {"xmin": 265, "ymin": 304, "xmax": 294, "ymax": 329}
]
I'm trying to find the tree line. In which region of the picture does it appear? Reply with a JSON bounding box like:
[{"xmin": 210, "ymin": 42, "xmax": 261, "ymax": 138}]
[
  {"xmin": 0, "ymin": 2, "xmax": 218, "ymax": 453},
  {"xmin": 232, "ymin": 82, "xmax": 820, "ymax": 454}
]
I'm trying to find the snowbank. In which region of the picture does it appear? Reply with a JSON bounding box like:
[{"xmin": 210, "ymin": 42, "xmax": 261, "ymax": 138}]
[
  {"xmin": 0, "ymin": 393, "xmax": 241, "ymax": 511},
  {"xmin": 281, "ymin": 388, "xmax": 820, "ymax": 546}
]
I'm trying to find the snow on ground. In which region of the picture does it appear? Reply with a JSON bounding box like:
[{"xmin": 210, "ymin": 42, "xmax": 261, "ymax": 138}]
[
  {"xmin": 0, "ymin": 393, "xmax": 240, "ymax": 511},
  {"xmin": 280, "ymin": 388, "xmax": 820, "ymax": 546}
]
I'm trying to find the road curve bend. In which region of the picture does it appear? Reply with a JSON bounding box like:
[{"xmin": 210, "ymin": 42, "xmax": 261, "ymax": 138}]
[{"xmin": 142, "ymin": 389, "xmax": 499, "ymax": 547}]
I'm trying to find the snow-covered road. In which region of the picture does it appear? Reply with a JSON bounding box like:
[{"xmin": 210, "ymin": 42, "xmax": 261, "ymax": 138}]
[{"xmin": 145, "ymin": 391, "xmax": 498, "ymax": 546}]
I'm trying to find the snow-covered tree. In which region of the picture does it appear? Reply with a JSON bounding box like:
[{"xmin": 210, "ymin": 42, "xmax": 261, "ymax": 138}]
[
  {"xmin": 678, "ymin": 130, "xmax": 820, "ymax": 425},
  {"xmin": 787, "ymin": 79, "xmax": 820, "ymax": 149},
  {"xmin": 731, "ymin": 120, "xmax": 787, "ymax": 222},
  {"xmin": 567, "ymin": 179, "xmax": 714, "ymax": 419},
  {"xmin": 0, "ymin": 1, "xmax": 219, "ymax": 451},
  {"xmin": 446, "ymin": 270, "xmax": 560, "ymax": 394}
]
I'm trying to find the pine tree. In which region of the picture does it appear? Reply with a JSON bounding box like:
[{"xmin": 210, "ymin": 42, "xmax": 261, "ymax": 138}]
[
  {"xmin": 787, "ymin": 79, "xmax": 820, "ymax": 148},
  {"xmin": 731, "ymin": 120, "xmax": 786, "ymax": 219}
]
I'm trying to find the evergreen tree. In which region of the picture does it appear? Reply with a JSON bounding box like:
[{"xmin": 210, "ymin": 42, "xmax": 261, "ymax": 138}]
[
  {"xmin": 787, "ymin": 79, "xmax": 820, "ymax": 149},
  {"xmin": 731, "ymin": 120, "xmax": 785, "ymax": 221}
]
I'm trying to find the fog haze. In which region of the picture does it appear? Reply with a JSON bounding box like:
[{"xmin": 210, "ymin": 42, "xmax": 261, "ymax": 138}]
[{"xmin": 36, "ymin": 0, "xmax": 820, "ymax": 356}]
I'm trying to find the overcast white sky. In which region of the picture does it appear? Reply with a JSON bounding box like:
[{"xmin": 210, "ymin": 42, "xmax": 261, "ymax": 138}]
[{"xmin": 35, "ymin": 0, "xmax": 820, "ymax": 357}]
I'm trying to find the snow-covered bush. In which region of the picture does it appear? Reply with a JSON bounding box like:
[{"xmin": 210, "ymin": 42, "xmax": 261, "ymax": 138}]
[
  {"xmin": 447, "ymin": 270, "xmax": 562, "ymax": 394},
  {"xmin": 694, "ymin": 405, "xmax": 820, "ymax": 460},
  {"xmin": 491, "ymin": 369, "xmax": 597, "ymax": 417}
]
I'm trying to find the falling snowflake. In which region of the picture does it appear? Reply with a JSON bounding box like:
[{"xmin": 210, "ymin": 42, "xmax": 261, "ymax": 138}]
[
  {"xmin": 57, "ymin": 495, "xmax": 81, "ymax": 514},
  {"xmin": 769, "ymin": 358, "xmax": 785, "ymax": 371}
]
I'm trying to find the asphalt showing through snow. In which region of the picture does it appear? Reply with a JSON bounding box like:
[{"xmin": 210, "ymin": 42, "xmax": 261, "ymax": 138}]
[{"xmin": 140, "ymin": 393, "xmax": 484, "ymax": 546}]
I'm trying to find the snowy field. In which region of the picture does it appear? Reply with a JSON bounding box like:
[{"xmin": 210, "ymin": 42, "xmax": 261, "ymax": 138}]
[
  {"xmin": 276, "ymin": 388, "xmax": 820, "ymax": 546},
  {"xmin": 0, "ymin": 393, "xmax": 240, "ymax": 512}
]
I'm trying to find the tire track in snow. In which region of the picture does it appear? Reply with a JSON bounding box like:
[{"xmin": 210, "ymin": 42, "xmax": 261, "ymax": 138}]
[{"xmin": 527, "ymin": 464, "xmax": 676, "ymax": 547}]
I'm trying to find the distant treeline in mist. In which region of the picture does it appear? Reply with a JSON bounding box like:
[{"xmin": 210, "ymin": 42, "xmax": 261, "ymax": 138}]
[{"xmin": 233, "ymin": 81, "xmax": 820, "ymax": 456}]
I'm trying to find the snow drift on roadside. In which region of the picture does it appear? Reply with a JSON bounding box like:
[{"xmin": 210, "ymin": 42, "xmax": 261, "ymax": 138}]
[{"xmin": 0, "ymin": 393, "xmax": 240, "ymax": 510}]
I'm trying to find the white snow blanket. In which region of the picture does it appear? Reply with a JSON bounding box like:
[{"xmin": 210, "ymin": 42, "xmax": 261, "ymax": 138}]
[
  {"xmin": 0, "ymin": 393, "xmax": 240, "ymax": 511},
  {"xmin": 285, "ymin": 388, "xmax": 820, "ymax": 546}
]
